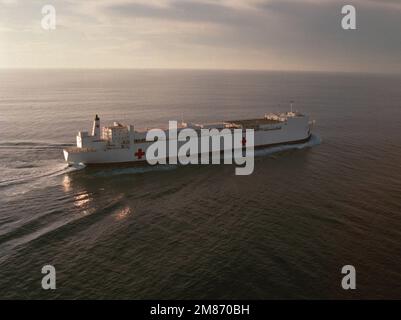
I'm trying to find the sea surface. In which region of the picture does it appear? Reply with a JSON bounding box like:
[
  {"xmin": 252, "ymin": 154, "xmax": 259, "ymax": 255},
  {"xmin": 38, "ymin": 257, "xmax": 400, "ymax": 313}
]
[{"xmin": 0, "ymin": 69, "xmax": 400, "ymax": 299}]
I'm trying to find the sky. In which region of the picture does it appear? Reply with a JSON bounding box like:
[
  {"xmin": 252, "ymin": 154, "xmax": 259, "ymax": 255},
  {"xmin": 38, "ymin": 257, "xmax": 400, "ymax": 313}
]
[{"xmin": 0, "ymin": 0, "xmax": 400, "ymax": 73}]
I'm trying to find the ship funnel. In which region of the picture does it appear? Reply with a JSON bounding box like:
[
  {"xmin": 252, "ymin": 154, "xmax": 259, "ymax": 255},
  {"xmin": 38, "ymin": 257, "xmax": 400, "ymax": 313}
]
[{"xmin": 92, "ymin": 114, "xmax": 100, "ymax": 138}]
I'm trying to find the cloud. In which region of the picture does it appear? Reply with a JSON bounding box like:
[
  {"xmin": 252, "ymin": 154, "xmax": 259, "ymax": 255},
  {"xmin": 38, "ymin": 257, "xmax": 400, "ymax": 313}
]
[
  {"xmin": 105, "ymin": 0, "xmax": 259, "ymax": 26},
  {"xmin": 0, "ymin": 0, "xmax": 400, "ymax": 72}
]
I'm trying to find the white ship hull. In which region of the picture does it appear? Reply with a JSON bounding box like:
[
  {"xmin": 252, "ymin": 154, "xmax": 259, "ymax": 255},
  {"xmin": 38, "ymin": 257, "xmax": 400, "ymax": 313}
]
[{"xmin": 63, "ymin": 113, "xmax": 312, "ymax": 166}]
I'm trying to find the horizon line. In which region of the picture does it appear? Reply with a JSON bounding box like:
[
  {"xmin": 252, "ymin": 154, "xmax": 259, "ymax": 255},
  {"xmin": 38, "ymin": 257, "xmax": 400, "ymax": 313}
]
[{"xmin": 0, "ymin": 67, "xmax": 400, "ymax": 76}]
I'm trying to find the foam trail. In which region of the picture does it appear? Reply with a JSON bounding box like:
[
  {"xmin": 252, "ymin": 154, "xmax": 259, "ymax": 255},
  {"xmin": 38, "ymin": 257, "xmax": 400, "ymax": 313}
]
[
  {"xmin": 0, "ymin": 141, "xmax": 73, "ymax": 150},
  {"xmin": 0, "ymin": 140, "xmax": 84, "ymax": 191},
  {"xmin": 0, "ymin": 160, "xmax": 87, "ymax": 197},
  {"xmin": 57, "ymin": 163, "xmax": 87, "ymax": 175},
  {"xmin": 1, "ymin": 136, "xmax": 321, "ymax": 192},
  {"xmin": 93, "ymin": 164, "xmax": 178, "ymax": 178}
]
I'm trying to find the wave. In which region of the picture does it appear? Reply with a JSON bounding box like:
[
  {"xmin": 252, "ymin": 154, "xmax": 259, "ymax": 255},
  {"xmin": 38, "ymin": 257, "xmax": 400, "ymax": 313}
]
[
  {"xmin": 92, "ymin": 164, "xmax": 178, "ymax": 178},
  {"xmin": 0, "ymin": 141, "xmax": 73, "ymax": 150},
  {"xmin": 0, "ymin": 161, "xmax": 85, "ymax": 197},
  {"xmin": 0, "ymin": 140, "xmax": 80, "ymax": 195},
  {"xmin": 0, "ymin": 136, "xmax": 321, "ymax": 194}
]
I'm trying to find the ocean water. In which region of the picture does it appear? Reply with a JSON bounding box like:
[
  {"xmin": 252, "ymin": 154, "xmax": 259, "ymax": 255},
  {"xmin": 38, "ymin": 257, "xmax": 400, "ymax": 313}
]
[{"xmin": 0, "ymin": 69, "xmax": 400, "ymax": 299}]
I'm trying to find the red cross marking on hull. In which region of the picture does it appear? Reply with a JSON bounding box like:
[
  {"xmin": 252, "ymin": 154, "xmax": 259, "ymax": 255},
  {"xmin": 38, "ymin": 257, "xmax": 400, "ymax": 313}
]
[{"xmin": 135, "ymin": 149, "xmax": 145, "ymax": 160}]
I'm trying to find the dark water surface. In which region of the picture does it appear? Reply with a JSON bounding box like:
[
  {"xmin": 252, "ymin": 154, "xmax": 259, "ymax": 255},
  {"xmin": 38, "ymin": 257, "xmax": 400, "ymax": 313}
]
[{"xmin": 0, "ymin": 70, "xmax": 400, "ymax": 299}]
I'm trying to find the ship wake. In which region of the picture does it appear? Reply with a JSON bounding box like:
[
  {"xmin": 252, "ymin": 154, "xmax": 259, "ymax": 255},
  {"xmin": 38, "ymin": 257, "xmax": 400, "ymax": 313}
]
[
  {"xmin": 0, "ymin": 141, "xmax": 83, "ymax": 197},
  {"xmin": 0, "ymin": 136, "xmax": 321, "ymax": 196}
]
